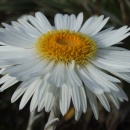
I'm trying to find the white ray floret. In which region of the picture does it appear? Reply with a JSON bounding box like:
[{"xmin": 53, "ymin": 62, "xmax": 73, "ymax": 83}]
[{"xmin": 0, "ymin": 12, "xmax": 130, "ymax": 120}]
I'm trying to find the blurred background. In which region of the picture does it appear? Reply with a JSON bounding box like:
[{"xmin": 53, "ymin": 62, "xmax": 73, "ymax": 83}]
[{"xmin": 0, "ymin": 0, "xmax": 130, "ymax": 130}]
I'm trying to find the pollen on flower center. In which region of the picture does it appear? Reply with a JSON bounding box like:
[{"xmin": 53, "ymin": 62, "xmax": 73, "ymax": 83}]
[{"xmin": 35, "ymin": 30, "xmax": 97, "ymax": 64}]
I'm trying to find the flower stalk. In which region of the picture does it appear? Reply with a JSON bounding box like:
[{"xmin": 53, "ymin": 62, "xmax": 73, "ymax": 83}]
[
  {"xmin": 26, "ymin": 111, "xmax": 43, "ymax": 130},
  {"xmin": 44, "ymin": 97, "xmax": 60, "ymax": 130}
]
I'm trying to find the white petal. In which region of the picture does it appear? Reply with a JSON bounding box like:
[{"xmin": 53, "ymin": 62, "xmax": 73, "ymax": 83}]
[
  {"xmin": 80, "ymin": 87, "xmax": 87, "ymax": 113},
  {"xmin": 87, "ymin": 63, "xmax": 120, "ymax": 82},
  {"xmin": 91, "ymin": 59, "xmax": 130, "ymax": 73},
  {"xmin": 30, "ymin": 60, "xmax": 55, "ymax": 78},
  {"xmin": 0, "ymin": 76, "xmax": 18, "ymax": 92},
  {"xmin": 0, "ymin": 74, "xmax": 11, "ymax": 84},
  {"xmin": 60, "ymin": 84, "xmax": 71, "ymax": 115},
  {"xmin": 80, "ymin": 16, "xmax": 95, "ymax": 33},
  {"xmin": 30, "ymin": 79, "xmax": 42, "ymax": 111},
  {"xmin": 0, "ymin": 29, "xmax": 36, "ymax": 48},
  {"xmin": 96, "ymin": 94, "xmax": 110, "ymax": 112},
  {"xmin": 11, "ymin": 85, "xmax": 28, "ymax": 103},
  {"xmin": 62, "ymin": 14, "xmax": 70, "ymax": 30},
  {"xmin": 0, "ymin": 45, "xmax": 25, "ymax": 52},
  {"xmin": 54, "ymin": 13, "xmax": 82, "ymax": 31},
  {"xmin": 90, "ymin": 17, "xmax": 109, "ymax": 36},
  {"xmin": 0, "ymin": 49, "xmax": 34, "ymax": 62},
  {"xmin": 69, "ymin": 14, "xmax": 76, "ymax": 31},
  {"xmin": 44, "ymin": 85, "xmax": 58, "ymax": 112},
  {"xmin": 86, "ymin": 87, "xmax": 99, "ymax": 120},
  {"xmin": 77, "ymin": 65, "xmax": 103, "ymax": 94},
  {"xmin": 75, "ymin": 110, "xmax": 82, "ymax": 121},
  {"xmin": 54, "ymin": 14, "xmax": 63, "ymax": 30},
  {"xmin": 28, "ymin": 16, "xmax": 47, "ymax": 34},
  {"xmin": 16, "ymin": 20, "xmax": 41, "ymax": 37},
  {"xmin": 0, "ymin": 41, "xmax": 7, "ymax": 45},
  {"xmin": 2, "ymin": 54, "xmax": 38, "ymax": 65},
  {"xmin": 111, "ymin": 83, "xmax": 128, "ymax": 101},
  {"xmin": 15, "ymin": 60, "xmax": 47, "ymax": 81},
  {"xmin": 19, "ymin": 78, "xmax": 40, "ymax": 109},
  {"xmin": 98, "ymin": 50, "xmax": 130, "ymax": 62},
  {"xmin": 38, "ymin": 74, "xmax": 50, "ymax": 111},
  {"xmin": 0, "ymin": 68, "xmax": 5, "ymax": 74},
  {"xmin": 108, "ymin": 71, "xmax": 130, "ymax": 83},
  {"xmin": 4, "ymin": 59, "xmax": 40, "ymax": 78},
  {"xmin": 48, "ymin": 63, "xmax": 66, "ymax": 87},
  {"xmin": 35, "ymin": 12, "xmax": 53, "ymax": 32},
  {"xmin": 94, "ymin": 57, "xmax": 130, "ymax": 68},
  {"xmin": 66, "ymin": 61, "xmax": 82, "ymax": 87},
  {"xmin": 93, "ymin": 27, "xmax": 114, "ymax": 39},
  {"xmin": 71, "ymin": 86, "xmax": 81, "ymax": 111},
  {"xmin": 2, "ymin": 22, "xmax": 17, "ymax": 30},
  {"xmin": 80, "ymin": 15, "xmax": 109, "ymax": 36},
  {"xmin": 80, "ymin": 15, "xmax": 105, "ymax": 35},
  {"xmin": 72, "ymin": 12, "xmax": 83, "ymax": 32},
  {"xmin": 107, "ymin": 93, "xmax": 120, "ymax": 109},
  {"xmin": 86, "ymin": 64, "xmax": 120, "ymax": 92},
  {"xmin": 38, "ymin": 81, "xmax": 57, "ymax": 112},
  {"xmin": 95, "ymin": 26, "xmax": 130, "ymax": 48}
]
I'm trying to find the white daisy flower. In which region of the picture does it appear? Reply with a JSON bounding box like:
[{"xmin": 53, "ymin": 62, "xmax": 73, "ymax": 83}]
[{"xmin": 0, "ymin": 12, "xmax": 130, "ymax": 120}]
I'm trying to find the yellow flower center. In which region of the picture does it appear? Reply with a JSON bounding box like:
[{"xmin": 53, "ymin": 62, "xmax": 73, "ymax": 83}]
[{"xmin": 35, "ymin": 30, "xmax": 97, "ymax": 64}]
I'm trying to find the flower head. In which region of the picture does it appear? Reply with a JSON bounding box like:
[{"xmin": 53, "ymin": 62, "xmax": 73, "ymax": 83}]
[{"xmin": 0, "ymin": 12, "xmax": 130, "ymax": 120}]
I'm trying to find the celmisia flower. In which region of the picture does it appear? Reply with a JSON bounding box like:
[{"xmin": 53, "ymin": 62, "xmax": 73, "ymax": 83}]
[{"xmin": 0, "ymin": 12, "xmax": 130, "ymax": 120}]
